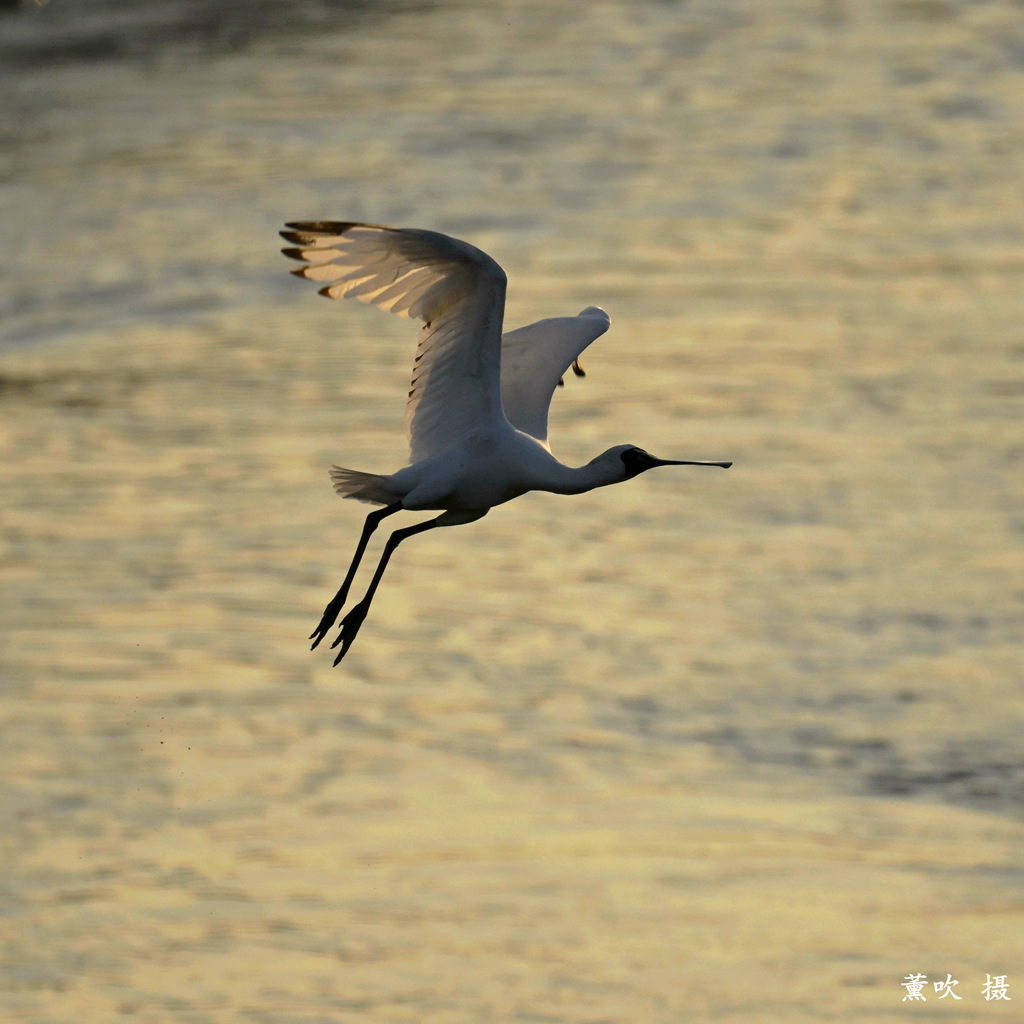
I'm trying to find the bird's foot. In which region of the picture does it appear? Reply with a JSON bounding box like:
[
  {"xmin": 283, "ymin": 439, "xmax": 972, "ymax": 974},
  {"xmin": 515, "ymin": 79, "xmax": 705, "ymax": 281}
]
[
  {"xmin": 329, "ymin": 599, "xmax": 369, "ymax": 665},
  {"xmin": 309, "ymin": 595, "xmax": 347, "ymax": 650}
]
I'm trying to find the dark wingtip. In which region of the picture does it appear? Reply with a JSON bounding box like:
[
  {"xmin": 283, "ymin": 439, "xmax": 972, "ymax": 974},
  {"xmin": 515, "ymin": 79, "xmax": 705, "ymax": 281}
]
[
  {"xmin": 283, "ymin": 220, "xmax": 357, "ymax": 232},
  {"xmin": 283, "ymin": 220, "xmax": 388, "ymax": 234}
]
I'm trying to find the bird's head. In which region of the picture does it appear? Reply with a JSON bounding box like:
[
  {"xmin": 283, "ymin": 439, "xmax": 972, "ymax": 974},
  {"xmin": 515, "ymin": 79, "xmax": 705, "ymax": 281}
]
[{"xmin": 609, "ymin": 444, "xmax": 732, "ymax": 481}]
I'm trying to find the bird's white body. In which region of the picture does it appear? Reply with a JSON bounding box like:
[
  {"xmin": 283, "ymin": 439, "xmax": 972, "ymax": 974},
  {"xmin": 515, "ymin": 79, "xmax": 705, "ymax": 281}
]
[
  {"xmin": 281, "ymin": 221, "xmax": 730, "ymax": 662},
  {"xmin": 334, "ymin": 430, "xmax": 639, "ymax": 512}
]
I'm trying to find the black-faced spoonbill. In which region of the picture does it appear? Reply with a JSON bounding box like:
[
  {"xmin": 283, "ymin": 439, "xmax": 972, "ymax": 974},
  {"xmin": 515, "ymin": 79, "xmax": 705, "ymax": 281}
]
[{"xmin": 281, "ymin": 222, "xmax": 731, "ymax": 664}]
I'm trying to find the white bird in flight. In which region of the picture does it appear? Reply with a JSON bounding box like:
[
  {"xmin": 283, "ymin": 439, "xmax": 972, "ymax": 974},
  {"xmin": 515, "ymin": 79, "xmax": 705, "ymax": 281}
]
[{"xmin": 281, "ymin": 221, "xmax": 731, "ymax": 664}]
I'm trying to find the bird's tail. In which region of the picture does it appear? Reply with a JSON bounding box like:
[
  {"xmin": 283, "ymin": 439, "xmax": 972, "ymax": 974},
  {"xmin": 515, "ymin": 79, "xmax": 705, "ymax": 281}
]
[{"xmin": 328, "ymin": 466, "xmax": 399, "ymax": 506}]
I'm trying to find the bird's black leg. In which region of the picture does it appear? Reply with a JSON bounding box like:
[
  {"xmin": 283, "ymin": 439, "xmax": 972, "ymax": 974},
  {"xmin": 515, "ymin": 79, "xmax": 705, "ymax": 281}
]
[
  {"xmin": 309, "ymin": 502, "xmax": 403, "ymax": 650},
  {"xmin": 329, "ymin": 515, "xmax": 443, "ymax": 665}
]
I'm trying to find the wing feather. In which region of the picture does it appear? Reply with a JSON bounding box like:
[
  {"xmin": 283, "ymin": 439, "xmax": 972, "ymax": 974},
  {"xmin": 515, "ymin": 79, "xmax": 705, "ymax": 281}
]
[
  {"xmin": 499, "ymin": 307, "xmax": 610, "ymax": 445},
  {"xmin": 282, "ymin": 222, "xmax": 508, "ymax": 462}
]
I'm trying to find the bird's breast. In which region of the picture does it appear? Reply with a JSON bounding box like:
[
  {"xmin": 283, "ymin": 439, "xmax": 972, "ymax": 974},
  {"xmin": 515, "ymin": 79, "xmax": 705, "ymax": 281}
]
[{"xmin": 398, "ymin": 430, "xmax": 544, "ymax": 511}]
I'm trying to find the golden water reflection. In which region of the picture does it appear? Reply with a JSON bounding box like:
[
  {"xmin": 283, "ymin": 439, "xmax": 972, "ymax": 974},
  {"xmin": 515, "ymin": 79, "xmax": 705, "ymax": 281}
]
[{"xmin": 2, "ymin": 0, "xmax": 1024, "ymax": 1020}]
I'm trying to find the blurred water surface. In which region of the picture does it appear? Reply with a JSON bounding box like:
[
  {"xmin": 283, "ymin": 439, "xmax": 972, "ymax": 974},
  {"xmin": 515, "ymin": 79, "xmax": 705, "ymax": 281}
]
[{"xmin": 2, "ymin": 0, "xmax": 1024, "ymax": 1021}]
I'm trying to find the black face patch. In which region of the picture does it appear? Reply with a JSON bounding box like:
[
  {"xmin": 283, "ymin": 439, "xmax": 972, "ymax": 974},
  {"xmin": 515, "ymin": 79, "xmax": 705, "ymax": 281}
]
[{"xmin": 620, "ymin": 447, "xmax": 653, "ymax": 479}]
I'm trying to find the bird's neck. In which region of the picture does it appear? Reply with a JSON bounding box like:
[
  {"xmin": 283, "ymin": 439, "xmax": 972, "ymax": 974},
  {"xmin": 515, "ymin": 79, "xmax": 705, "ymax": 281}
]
[{"xmin": 540, "ymin": 455, "xmax": 620, "ymax": 496}]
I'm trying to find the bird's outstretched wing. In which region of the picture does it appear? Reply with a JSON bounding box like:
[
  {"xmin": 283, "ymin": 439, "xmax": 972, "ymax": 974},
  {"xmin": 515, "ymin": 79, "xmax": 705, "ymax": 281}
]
[
  {"xmin": 499, "ymin": 306, "xmax": 610, "ymax": 446},
  {"xmin": 281, "ymin": 221, "xmax": 508, "ymax": 463}
]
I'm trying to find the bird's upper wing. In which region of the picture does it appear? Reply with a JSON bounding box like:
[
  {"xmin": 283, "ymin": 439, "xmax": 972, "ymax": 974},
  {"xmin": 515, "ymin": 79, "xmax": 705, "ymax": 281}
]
[
  {"xmin": 499, "ymin": 306, "xmax": 610, "ymax": 446},
  {"xmin": 281, "ymin": 222, "xmax": 508, "ymax": 463}
]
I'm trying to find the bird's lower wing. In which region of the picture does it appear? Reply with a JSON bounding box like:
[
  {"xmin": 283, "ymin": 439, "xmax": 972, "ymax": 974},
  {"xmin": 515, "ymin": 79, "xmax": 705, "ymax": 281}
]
[
  {"xmin": 282, "ymin": 222, "xmax": 508, "ymax": 462},
  {"xmin": 500, "ymin": 307, "xmax": 610, "ymax": 445}
]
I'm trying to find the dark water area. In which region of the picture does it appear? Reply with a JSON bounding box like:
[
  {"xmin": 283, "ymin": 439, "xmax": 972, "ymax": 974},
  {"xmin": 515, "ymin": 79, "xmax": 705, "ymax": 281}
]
[{"xmin": 0, "ymin": 0, "xmax": 429, "ymax": 66}]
